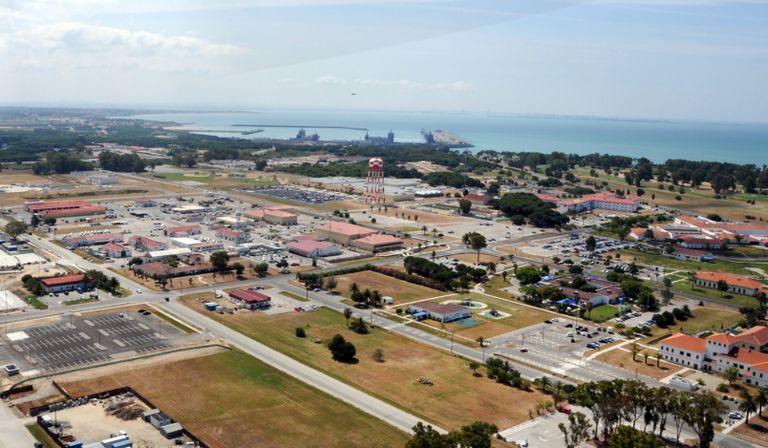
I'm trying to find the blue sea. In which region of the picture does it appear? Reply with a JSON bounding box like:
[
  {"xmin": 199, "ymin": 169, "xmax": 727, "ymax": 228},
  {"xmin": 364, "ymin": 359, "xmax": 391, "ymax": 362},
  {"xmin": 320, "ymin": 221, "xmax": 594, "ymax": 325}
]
[{"xmin": 128, "ymin": 109, "xmax": 768, "ymax": 165}]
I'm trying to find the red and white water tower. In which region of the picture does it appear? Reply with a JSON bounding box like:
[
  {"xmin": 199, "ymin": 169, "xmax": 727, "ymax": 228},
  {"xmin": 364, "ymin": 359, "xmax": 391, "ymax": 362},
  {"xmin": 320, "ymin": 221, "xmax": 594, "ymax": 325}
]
[{"xmin": 365, "ymin": 157, "xmax": 385, "ymax": 204}]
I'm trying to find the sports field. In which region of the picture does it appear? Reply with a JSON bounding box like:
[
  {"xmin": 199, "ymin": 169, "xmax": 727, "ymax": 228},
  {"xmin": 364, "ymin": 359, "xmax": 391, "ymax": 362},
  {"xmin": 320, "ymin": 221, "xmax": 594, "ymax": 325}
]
[
  {"xmin": 58, "ymin": 350, "xmax": 408, "ymax": 448},
  {"xmin": 182, "ymin": 299, "xmax": 548, "ymax": 431}
]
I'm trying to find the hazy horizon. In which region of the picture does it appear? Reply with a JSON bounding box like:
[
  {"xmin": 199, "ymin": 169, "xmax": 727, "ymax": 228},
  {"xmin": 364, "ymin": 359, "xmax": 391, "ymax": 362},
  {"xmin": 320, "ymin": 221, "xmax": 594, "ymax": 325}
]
[{"xmin": 2, "ymin": 1, "xmax": 767, "ymax": 123}]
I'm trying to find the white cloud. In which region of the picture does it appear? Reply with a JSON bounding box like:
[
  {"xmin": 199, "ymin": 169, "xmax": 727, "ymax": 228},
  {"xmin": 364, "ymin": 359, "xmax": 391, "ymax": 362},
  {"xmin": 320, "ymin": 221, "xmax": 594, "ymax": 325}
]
[
  {"xmin": 0, "ymin": 22, "xmax": 244, "ymax": 70},
  {"xmin": 313, "ymin": 76, "xmax": 475, "ymax": 92}
]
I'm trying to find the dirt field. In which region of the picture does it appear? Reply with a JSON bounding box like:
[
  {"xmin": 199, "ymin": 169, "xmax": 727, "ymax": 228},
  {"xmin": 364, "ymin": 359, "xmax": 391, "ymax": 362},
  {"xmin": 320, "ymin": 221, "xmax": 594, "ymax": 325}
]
[
  {"xmin": 58, "ymin": 350, "xmax": 408, "ymax": 448},
  {"xmin": 333, "ymin": 270, "xmax": 444, "ymax": 304},
  {"xmin": 595, "ymin": 347, "xmax": 682, "ymax": 380},
  {"xmin": 731, "ymin": 413, "xmax": 768, "ymax": 446},
  {"xmin": 181, "ymin": 300, "xmax": 548, "ymax": 431}
]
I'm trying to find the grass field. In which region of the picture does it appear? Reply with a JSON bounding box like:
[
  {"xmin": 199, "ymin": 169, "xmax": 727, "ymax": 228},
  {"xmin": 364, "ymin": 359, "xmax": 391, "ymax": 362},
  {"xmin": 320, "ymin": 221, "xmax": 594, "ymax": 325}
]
[
  {"xmin": 673, "ymin": 281, "xmax": 760, "ymax": 309},
  {"xmin": 482, "ymin": 276, "xmax": 517, "ymax": 300},
  {"xmin": 641, "ymin": 304, "xmax": 743, "ymax": 344},
  {"xmin": 571, "ymin": 166, "xmax": 768, "ymax": 222},
  {"xmin": 58, "ymin": 350, "xmax": 408, "ymax": 448},
  {"xmin": 333, "ymin": 270, "xmax": 444, "ymax": 304},
  {"xmin": 181, "ymin": 299, "xmax": 548, "ymax": 431},
  {"xmin": 418, "ymin": 293, "xmax": 555, "ymax": 341},
  {"xmin": 619, "ymin": 249, "xmax": 768, "ymax": 277},
  {"xmin": 587, "ymin": 304, "xmax": 619, "ymax": 323},
  {"xmin": 24, "ymin": 295, "xmax": 48, "ymax": 310},
  {"xmin": 450, "ymin": 253, "xmax": 502, "ymax": 264},
  {"xmin": 280, "ymin": 290, "xmax": 309, "ymax": 302}
]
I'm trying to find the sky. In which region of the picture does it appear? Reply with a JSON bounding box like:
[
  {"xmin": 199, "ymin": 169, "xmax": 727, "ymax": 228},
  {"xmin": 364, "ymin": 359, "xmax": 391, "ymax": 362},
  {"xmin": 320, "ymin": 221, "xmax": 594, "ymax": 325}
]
[{"xmin": 0, "ymin": 0, "xmax": 767, "ymax": 122}]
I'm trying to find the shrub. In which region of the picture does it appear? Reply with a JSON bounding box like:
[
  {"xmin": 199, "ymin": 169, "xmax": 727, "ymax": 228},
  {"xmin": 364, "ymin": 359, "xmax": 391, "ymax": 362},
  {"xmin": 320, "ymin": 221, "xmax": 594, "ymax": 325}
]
[
  {"xmin": 328, "ymin": 334, "xmax": 356, "ymax": 362},
  {"xmin": 716, "ymin": 383, "xmax": 729, "ymax": 393},
  {"xmin": 295, "ymin": 327, "xmax": 306, "ymax": 338}
]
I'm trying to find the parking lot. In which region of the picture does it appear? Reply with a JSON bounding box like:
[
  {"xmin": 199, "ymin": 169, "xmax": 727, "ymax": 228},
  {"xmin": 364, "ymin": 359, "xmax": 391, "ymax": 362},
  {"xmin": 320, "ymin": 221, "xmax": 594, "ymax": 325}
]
[
  {"xmin": 239, "ymin": 186, "xmax": 347, "ymax": 203},
  {"xmin": 0, "ymin": 310, "xmax": 185, "ymax": 375}
]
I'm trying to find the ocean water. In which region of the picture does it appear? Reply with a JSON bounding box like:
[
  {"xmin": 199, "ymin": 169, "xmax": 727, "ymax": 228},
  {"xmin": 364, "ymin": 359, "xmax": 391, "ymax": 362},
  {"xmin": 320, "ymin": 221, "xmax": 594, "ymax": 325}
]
[{"xmin": 129, "ymin": 109, "xmax": 768, "ymax": 165}]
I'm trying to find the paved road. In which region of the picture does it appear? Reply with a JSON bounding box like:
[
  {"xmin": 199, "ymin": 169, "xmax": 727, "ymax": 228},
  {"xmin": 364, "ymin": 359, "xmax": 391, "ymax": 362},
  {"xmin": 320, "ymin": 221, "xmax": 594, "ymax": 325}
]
[{"xmin": 0, "ymin": 400, "xmax": 36, "ymax": 448}]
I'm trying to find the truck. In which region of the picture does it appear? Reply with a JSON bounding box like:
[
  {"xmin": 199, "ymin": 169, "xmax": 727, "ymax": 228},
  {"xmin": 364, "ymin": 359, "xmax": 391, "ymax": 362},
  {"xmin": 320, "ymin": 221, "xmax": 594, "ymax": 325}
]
[{"xmin": 668, "ymin": 376, "xmax": 699, "ymax": 391}]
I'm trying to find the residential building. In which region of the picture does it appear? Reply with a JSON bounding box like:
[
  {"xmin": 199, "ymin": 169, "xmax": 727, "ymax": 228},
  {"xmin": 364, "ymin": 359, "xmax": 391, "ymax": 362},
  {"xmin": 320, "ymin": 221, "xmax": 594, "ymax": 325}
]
[
  {"xmin": 352, "ymin": 234, "xmax": 404, "ymax": 253},
  {"xmin": 129, "ymin": 236, "xmax": 167, "ymax": 251},
  {"xmin": 229, "ymin": 288, "xmax": 271, "ymax": 309},
  {"xmin": 40, "ymin": 274, "xmax": 86, "ymax": 294},
  {"xmin": 407, "ymin": 301, "xmax": 471, "ymax": 323},
  {"xmin": 679, "ymin": 235, "xmax": 725, "ymax": 250},
  {"xmin": 538, "ymin": 192, "xmax": 639, "ymax": 213},
  {"xmin": 97, "ymin": 243, "xmax": 132, "ymax": 259},
  {"xmin": 693, "ymin": 272, "xmax": 768, "ymax": 297},
  {"xmin": 660, "ymin": 326, "xmax": 768, "ymax": 388},
  {"xmin": 671, "ymin": 247, "xmax": 715, "ymax": 262},
  {"xmin": 288, "ymin": 239, "xmax": 342, "ymax": 258}
]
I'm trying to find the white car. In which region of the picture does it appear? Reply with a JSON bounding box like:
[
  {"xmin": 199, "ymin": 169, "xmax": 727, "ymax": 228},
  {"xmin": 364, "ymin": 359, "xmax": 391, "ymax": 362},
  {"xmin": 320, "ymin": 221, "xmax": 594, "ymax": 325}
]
[
  {"xmin": 136, "ymin": 288, "xmax": 143, "ymax": 294},
  {"xmin": 728, "ymin": 412, "xmax": 743, "ymax": 419},
  {"xmin": 515, "ymin": 440, "xmax": 528, "ymax": 448}
]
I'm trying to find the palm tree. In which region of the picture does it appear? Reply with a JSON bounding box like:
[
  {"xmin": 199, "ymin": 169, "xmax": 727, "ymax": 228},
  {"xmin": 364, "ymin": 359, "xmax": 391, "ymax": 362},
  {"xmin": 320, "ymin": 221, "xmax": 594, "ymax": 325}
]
[
  {"xmin": 350, "ymin": 282, "xmax": 360, "ymax": 295},
  {"xmin": 343, "ymin": 307, "xmax": 353, "ymax": 327},
  {"xmin": 642, "ymin": 351, "xmax": 650, "ymax": 365},
  {"xmin": 739, "ymin": 389, "xmax": 757, "ymax": 423},
  {"xmin": 631, "ymin": 343, "xmax": 640, "ymax": 362},
  {"xmin": 538, "ymin": 376, "xmax": 552, "ymax": 394},
  {"xmin": 757, "ymin": 388, "xmax": 768, "ymax": 417}
]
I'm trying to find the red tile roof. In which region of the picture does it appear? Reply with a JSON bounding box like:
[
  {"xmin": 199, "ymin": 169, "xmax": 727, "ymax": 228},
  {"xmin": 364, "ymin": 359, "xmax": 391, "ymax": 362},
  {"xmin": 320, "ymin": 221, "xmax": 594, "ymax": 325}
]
[
  {"xmin": 661, "ymin": 333, "xmax": 707, "ymax": 353},
  {"xmin": 716, "ymin": 348, "xmax": 768, "ymax": 374},
  {"xmin": 354, "ymin": 234, "xmax": 403, "ymax": 246},
  {"xmin": 288, "ymin": 239, "xmax": 335, "ymax": 254},
  {"xmin": 695, "ymin": 271, "xmax": 767, "ymax": 291},
  {"xmin": 320, "ymin": 221, "xmax": 377, "ymax": 238},
  {"xmin": 40, "ymin": 274, "xmax": 86, "ymax": 287},
  {"xmin": 735, "ymin": 326, "xmax": 768, "ymax": 347},
  {"xmin": 706, "ymin": 333, "xmax": 741, "ymax": 345},
  {"xmin": 229, "ymin": 288, "xmax": 271, "ymax": 304}
]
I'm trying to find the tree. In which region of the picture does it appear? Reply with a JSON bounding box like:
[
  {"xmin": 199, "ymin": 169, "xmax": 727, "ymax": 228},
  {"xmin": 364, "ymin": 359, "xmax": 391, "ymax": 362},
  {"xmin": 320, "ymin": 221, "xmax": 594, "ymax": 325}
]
[
  {"xmin": 683, "ymin": 392, "xmax": 726, "ymax": 448},
  {"xmin": 515, "ymin": 266, "xmax": 542, "ymax": 285},
  {"xmin": 253, "ymin": 262, "xmax": 269, "ymax": 277},
  {"xmin": 585, "ymin": 236, "xmax": 597, "ymax": 252},
  {"xmin": 325, "ymin": 276, "xmax": 338, "ymax": 292},
  {"xmin": 372, "ymin": 348, "xmax": 385, "ymax": 362},
  {"xmin": 233, "ymin": 262, "xmax": 245, "ymax": 277},
  {"xmin": 128, "ymin": 257, "xmax": 143, "ymax": 267},
  {"xmin": 4, "ymin": 221, "xmax": 28, "ymax": 240},
  {"xmin": 405, "ymin": 422, "xmax": 449, "ymax": 448},
  {"xmin": 608, "ymin": 425, "xmax": 662, "ymax": 448},
  {"xmin": 447, "ymin": 422, "xmax": 498, "ymax": 448},
  {"xmin": 723, "ymin": 366, "xmax": 739, "ymax": 386},
  {"xmin": 458, "ymin": 198, "xmax": 472, "ymax": 215},
  {"xmin": 209, "ymin": 250, "xmax": 230, "ymax": 271},
  {"xmin": 717, "ymin": 279, "xmax": 729, "ymax": 296},
  {"xmin": 328, "ymin": 334, "xmax": 356, "ymax": 362},
  {"xmin": 276, "ymin": 259, "xmax": 289, "ymax": 273},
  {"xmin": 469, "ymin": 233, "xmax": 487, "ymax": 263},
  {"xmin": 42, "ymin": 217, "xmax": 57, "ymax": 226},
  {"xmin": 559, "ymin": 412, "xmax": 592, "ymax": 448},
  {"xmin": 617, "ymin": 227, "xmax": 629, "ymax": 241},
  {"xmin": 343, "ymin": 307, "xmax": 353, "ymax": 327},
  {"xmin": 739, "ymin": 389, "xmax": 756, "ymax": 423},
  {"xmin": 468, "ymin": 360, "xmax": 481, "ymax": 376},
  {"xmin": 631, "ymin": 343, "xmax": 640, "ymax": 362},
  {"xmin": 350, "ymin": 317, "xmax": 369, "ymax": 334},
  {"xmin": 295, "ymin": 327, "xmax": 306, "ymax": 338},
  {"xmin": 757, "ymin": 388, "xmax": 768, "ymax": 417}
]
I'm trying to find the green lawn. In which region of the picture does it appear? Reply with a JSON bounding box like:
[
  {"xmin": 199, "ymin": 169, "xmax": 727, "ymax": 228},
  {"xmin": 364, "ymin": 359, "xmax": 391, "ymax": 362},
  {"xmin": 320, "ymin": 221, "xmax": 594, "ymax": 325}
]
[
  {"xmin": 672, "ymin": 280, "xmax": 760, "ymax": 308},
  {"xmin": 587, "ymin": 304, "xmax": 619, "ymax": 323},
  {"xmin": 24, "ymin": 295, "xmax": 48, "ymax": 310},
  {"xmin": 620, "ymin": 249, "xmax": 768, "ymax": 276},
  {"xmin": 62, "ymin": 298, "xmax": 98, "ymax": 306},
  {"xmin": 26, "ymin": 423, "xmax": 57, "ymax": 448},
  {"xmin": 280, "ymin": 290, "xmax": 308, "ymax": 302}
]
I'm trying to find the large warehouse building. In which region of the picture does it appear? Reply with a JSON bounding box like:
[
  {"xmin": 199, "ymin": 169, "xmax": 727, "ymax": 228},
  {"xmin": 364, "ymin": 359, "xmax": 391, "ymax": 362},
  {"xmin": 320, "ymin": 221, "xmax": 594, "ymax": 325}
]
[
  {"xmin": 318, "ymin": 220, "xmax": 377, "ymax": 244},
  {"xmin": 288, "ymin": 239, "xmax": 342, "ymax": 258},
  {"xmin": 25, "ymin": 200, "xmax": 106, "ymax": 218}
]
